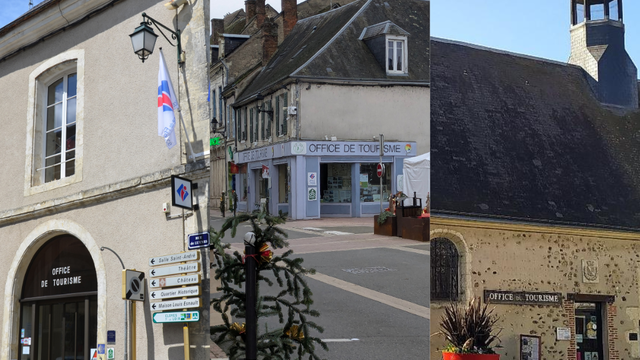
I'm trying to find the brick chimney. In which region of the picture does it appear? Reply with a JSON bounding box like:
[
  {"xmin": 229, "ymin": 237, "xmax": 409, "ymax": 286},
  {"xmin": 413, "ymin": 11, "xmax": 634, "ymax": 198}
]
[
  {"xmin": 245, "ymin": 0, "xmax": 256, "ymax": 22},
  {"xmin": 210, "ymin": 19, "xmax": 224, "ymax": 45},
  {"xmin": 256, "ymin": 0, "xmax": 266, "ymax": 28},
  {"xmin": 281, "ymin": 0, "xmax": 297, "ymax": 38},
  {"xmin": 262, "ymin": 19, "xmax": 278, "ymax": 66}
]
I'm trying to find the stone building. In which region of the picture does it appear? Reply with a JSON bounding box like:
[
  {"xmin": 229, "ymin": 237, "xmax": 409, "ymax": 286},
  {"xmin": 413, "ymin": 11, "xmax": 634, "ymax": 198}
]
[
  {"xmin": 0, "ymin": 0, "xmax": 211, "ymax": 359},
  {"xmin": 210, "ymin": 0, "xmax": 430, "ymax": 219},
  {"xmin": 430, "ymin": 1, "xmax": 640, "ymax": 359}
]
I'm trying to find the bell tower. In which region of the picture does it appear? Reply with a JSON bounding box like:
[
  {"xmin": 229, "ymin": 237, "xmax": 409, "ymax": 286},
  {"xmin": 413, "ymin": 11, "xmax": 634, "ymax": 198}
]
[{"xmin": 568, "ymin": 0, "xmax": 638, "ymax": 108}]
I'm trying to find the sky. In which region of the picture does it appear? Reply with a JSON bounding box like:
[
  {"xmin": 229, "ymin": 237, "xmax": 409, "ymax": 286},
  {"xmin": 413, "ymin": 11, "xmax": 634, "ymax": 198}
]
[
  {"xmin": 1, "ymin": 0, "xmax": 639, "ymax": 72},
  {"xmin": 431, "ymin": 0, "xmax": 640, "ymax": 66}
]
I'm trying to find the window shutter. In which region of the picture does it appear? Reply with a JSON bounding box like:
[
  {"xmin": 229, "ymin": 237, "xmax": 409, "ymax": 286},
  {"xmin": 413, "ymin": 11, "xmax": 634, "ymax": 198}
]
[
  {"xmin": 250, "ymin": 108, "xmax": 254, "ymax": 143},
  {"xmin": 261, "ymin": 102, "xmax": 265, "ymax": 140},
  {"xmin": 243, "ymin": 108, "xmax": 247, "ymax": 141},
  {"xmin": 283, "ymin": 92, "xmax": 288, "ymax": 135},
  {"xmin": 275, "ymin": 96, "xmax": 280, "ymax": 136},
  {"xmin": 267, "ymin": 100, "xmax": 272, "ymax": 138}
]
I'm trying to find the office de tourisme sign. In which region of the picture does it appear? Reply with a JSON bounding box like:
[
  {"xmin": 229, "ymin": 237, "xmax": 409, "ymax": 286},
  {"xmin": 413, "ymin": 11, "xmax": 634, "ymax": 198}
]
[{"xmin": 483, "ymin": 290, "xmax": 562, "ymax": 306}]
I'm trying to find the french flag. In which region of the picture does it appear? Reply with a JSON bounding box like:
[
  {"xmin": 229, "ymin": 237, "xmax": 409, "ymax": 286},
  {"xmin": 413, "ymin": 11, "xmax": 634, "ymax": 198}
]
[{"xmin": 158, "ymin": 50, "xmax": 178, "ymax": 149}]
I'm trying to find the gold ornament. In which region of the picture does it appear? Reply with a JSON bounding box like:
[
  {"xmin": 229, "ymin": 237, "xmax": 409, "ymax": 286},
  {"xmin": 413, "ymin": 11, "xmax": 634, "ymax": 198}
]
[
  {"xmin": 285, "ymin": 325, "xmax": 305, "ymax": 341},
  {"xmin": 259, "ymin": 243, "xmax": 273, "ymax": 264},
  {"xmin": 230, "ymin": 322, "xmax": 246, "ymax": 334}
]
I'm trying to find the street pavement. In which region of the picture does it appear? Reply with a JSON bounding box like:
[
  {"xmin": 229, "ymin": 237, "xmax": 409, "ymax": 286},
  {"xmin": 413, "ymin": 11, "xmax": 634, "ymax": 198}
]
[{"xmin": 209, "ymin": 212, "xmax": 430, "ymax": 360}]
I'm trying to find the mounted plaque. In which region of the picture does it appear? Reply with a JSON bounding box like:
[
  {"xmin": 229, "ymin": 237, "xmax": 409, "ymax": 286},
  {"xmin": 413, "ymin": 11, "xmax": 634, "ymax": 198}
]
[{"xmin": 484, "ymin": 290, "xmax": 562, "ymax": 306}]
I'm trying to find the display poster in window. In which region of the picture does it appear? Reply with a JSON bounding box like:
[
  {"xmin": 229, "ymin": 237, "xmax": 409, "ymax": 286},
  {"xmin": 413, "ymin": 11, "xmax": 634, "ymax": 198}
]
[
  {"xmin": 520, "ymin": 335, "xmax": 540, "ymax": 360},
  {"xmin": 308, "ymin": 187, "xmax": 317, "ymax": 201},
  {"xmin": 586, "ymin": 316, "xmax": 598, "ymax": 339},
  {"xmin": 360, "ymin": 174, "xmax": 368, "ymax": 188},
  {"xmin": 308, "ymin": 172, "xmax": 317, "ymax": 186}
]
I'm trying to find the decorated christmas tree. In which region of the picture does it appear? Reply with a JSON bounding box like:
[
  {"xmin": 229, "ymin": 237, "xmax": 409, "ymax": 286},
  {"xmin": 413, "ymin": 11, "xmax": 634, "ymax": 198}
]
[{"xmin": 210, "ymin": 211, "xmax": 327, "ymax": 359}]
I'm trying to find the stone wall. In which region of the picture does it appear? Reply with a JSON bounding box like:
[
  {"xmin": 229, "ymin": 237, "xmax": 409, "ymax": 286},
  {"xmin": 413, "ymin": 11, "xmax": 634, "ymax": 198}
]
[{"xmin": 430, "ymin": 218, "xmax": 640, "ymax": 360}]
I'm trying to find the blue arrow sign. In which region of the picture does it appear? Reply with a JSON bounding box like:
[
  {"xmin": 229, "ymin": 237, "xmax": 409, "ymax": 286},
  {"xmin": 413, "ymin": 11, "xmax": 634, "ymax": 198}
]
[{"xmin": 188, "ymin": 232, "xmax": 210, "ymax": 250}]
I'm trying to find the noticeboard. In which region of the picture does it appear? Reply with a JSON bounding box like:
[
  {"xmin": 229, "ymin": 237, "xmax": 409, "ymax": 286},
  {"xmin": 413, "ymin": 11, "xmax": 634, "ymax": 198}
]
[{"xmin": 520, "ymin": 334, "xmax": 541, "ymax": 360}]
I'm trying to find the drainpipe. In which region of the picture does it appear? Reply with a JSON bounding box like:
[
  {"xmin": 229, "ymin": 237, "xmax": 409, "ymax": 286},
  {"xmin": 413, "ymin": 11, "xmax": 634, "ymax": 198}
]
[{"xmin": 294, "ymin": 79, "xmax": 301, "ymax": 140}]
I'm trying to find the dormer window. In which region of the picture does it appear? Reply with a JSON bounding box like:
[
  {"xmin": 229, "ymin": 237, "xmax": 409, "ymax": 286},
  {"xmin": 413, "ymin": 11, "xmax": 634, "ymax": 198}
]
[
  {"xmin": 387, "ymin": 36, "xmax": 407, "ymax": 74},
  {"xmin": 360, "ymin": 21, "xmax": 410, "ymax": 76}
]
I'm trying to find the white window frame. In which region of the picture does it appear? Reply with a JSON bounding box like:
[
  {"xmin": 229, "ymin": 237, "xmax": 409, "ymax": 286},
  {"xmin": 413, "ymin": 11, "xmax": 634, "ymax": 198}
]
[
  {"xmin": 25, "ymin": 50, "xmax": 84, "ymax": 196},
  {"xmin": 386, "ymin": 35, "xmax": 408, "ymax": 75}
]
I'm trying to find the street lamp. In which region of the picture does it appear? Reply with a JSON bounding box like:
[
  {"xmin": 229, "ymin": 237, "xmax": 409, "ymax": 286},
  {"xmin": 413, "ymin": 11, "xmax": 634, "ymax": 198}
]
[
  {"xmin": 129, "ymin": 21, "xmax": 157, "ymax": 63},
  {"xmin": 129, "ymin": 12, "xmax": 183, "ymax": 63}
]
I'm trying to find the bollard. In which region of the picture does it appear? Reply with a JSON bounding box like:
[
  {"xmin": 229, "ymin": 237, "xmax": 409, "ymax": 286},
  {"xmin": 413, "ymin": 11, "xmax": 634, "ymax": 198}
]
[{"xmin": 244, "ymin": 232, "xmax": 257, "ymax": 360}]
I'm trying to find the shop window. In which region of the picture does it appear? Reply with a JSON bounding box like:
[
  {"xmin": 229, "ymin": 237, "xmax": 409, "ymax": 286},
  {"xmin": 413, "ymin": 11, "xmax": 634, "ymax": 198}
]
[
  {"xmin": 359, "ymin": 163, "xmax": 391, "ymax": 203},
  {"xmin": 431, "ymin": 238, "xmax": 459, "ymax": 301},
  {"xmin": 237, "ymin": 165, "xmax": 248, "ymax": 201},
  {"xmin": 278, "ymin": 164, "xmax": 288, "ymax": 203},
  {"xmin": 321, "ymin": 163, "xmax": 352, "ymax": 203}
]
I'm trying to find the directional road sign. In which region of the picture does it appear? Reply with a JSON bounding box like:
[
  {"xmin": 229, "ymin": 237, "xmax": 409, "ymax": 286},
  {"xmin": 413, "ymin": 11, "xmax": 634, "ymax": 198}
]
[
  {"xmin": 149, "ymin": 274, "xmax": 200, "ymax": 288},
  {"xmin": 150, "ymin": 297, "xmax": 200, "ymax": 312},
  {"xmin": 122, "ymin": 270, "xmax": 145, "ymax": 301},
  {"xmin": 149, "ymin": 251, "xmax": 199, "ymax": 267},
  {"xmin": 153, "ymin": 311, "xmax": 200, "ymax": 323},
  {"xmin": 188, "ymin": 232, "xmax": 210, "ymax": 250},
  {"xmin": 149, "ymin": 262, "xmax": 200, "ymax": 278},
  {"xmin": 150, "ymin": 285, "xmax": 200, "ymax": 300}
]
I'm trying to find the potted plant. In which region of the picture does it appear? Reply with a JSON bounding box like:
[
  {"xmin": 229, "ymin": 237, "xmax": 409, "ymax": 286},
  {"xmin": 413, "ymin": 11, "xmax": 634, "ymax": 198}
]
[
  {"xmin": 439, "ymin": 297, "xmax": 501, "ymax": 360},
  {"xmin": 373, "ymin": 209, "xmax": 396, "ymax": 236}
]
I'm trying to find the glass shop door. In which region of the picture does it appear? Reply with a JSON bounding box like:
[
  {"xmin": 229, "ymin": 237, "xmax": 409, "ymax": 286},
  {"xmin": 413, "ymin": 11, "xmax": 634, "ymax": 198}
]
[
  {"xmin": 18, "ymin": 296, "xmax": 97, "ymax": 360},
  {"xmin": 575, "ymin": 302, "xmax": 605, "ymax": 360}
]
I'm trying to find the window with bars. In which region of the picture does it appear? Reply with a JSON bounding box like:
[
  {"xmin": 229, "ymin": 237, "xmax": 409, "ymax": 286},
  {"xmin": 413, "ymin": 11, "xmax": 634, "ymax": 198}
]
[
  {"xmin": 40, "ymin": 73, "xmax": 78, "ymax": 183},
  {"xmin": 430, "ymin": 238, "xmax": 459, "ymax": 301},
  {"xmin": 386, "ymin": 36, "xmax": 407, "ymax": 75}
]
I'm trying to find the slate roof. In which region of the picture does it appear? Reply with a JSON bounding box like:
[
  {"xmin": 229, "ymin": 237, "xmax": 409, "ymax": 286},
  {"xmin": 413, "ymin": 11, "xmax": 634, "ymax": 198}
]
[
  {"xmin": 430, "ymin": 38, "xmax": 640, "ymax": 230},
  {"xmin": 236, "ymin": 0, "xmax": 430, "ymax": 103}
]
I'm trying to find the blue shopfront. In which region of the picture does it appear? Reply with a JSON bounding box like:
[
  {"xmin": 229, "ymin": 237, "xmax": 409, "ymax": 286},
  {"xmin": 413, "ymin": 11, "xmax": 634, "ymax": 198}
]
[{"xmin": 233, "ymin": 141, "xmax": 417, "ymax": 219}]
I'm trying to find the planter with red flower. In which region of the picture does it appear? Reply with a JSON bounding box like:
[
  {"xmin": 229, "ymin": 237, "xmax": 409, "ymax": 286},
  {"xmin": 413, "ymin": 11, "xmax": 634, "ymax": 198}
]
[{"xmin": 439, "ymin": 297, "xmax": 501, "ymax": 360}]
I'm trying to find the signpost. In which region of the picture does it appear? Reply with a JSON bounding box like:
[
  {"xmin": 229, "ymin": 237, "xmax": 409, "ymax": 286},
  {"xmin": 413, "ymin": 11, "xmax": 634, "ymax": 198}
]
[
  {"xmin": 153, "ymin": 311, "xmax": 200, "ymax": 323},
  {"xmin": 148, "ymin": 249, "xmax": 204, "ymax": 360},
  {"xmin": 187, "ymin": 232, "xmax": 210, "ymax": 250},
  {"xmin": 149, "ymin": 274, "xmax": 200, "ymax": 288},
  {"xmin": 150, "ymin": 285, "xmax": 200, "ymax": 300},
  {"xmin": 150, "ymin": 298, "xmax": 200, "ymax": 312},
  {"xmin": 148, "ymin": 251, "xmax": 199, "ymax": 266},
  {"xmin": 149, "ymin": 263, "xmax": 200, "ymax": 278}
]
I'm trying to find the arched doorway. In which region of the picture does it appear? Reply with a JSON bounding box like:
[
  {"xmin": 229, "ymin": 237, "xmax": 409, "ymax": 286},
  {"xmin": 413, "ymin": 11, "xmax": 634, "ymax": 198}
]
[{"xmin": 18, "ymin": 235, "xmax": 97, "ymax": 360}]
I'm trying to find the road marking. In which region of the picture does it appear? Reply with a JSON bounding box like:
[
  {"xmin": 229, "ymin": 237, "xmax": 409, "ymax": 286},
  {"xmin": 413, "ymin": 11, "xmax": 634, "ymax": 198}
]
[
  {"xmin": 390, "ymin": 246, "xmax": 430, "ymax": 256},
  {"xmin": 308, "ymin": 272, "xmax": 429, "ymax": 319},
  {"xmin": 323, "ymin": 230, "xmax": 353, "ymax": 235},
  {"xmin": 322, "ymin": 338, "xmax": 360, "ymax": 342}
]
